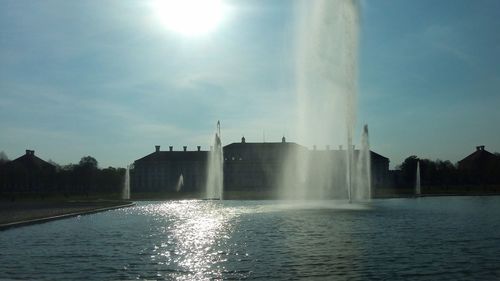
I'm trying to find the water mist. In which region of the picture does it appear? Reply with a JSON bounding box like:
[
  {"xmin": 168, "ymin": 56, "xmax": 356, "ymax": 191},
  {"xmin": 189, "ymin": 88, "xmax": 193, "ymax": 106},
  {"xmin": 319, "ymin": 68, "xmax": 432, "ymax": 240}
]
[{"xmin": 279, "ymin": 0, "xmax": 370, "ymax": 201}]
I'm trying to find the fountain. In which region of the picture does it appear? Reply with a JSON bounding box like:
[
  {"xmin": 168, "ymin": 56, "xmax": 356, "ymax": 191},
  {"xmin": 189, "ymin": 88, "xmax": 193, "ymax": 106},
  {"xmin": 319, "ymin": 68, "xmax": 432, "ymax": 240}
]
[
  {"xmin": 353, "ymin": 125, "xmax": 371, "ymax": 200},
  {"xmin": 205, "ymin": 121, "xmax": 224, "ymax": 199},
  {"xmin": 278, "ymin": 0, "xmax": 368, "ymax": 201},
  {"xmin": 122, "ymin": 165, "xmax": 130, "ymax": 200},
  {"xmin": 415, "ymin": 160, "xmax": 421, "ymax": 196},
  {"xmin": 176, "ymin": 174, "xmax": 184, "ymax": 192}
]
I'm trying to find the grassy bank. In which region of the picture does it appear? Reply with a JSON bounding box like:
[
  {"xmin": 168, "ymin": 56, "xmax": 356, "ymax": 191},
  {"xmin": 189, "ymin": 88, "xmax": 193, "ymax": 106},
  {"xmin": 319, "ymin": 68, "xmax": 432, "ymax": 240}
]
[
  {"xmin": 0, "ymin": 199, "xmax": 133, "ymax": 229},
  {"xmin": 374, "ymin": 185, "xmax": 500, "ymax": 198}
]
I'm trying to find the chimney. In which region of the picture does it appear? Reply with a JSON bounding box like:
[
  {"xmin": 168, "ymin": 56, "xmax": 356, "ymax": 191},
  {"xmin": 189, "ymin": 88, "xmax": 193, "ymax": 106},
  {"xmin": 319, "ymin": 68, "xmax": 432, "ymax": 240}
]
[
  {"xmin": 313, "ymin": 145, "xmax": 317, "ymax": 151},
  {"xmin": 241, "ymin": 136, "xmax": 246, "ymax": 143},
  {"xmin": 183, "ymin": 146, "xmax": 187, "ymax": 152},
  {"xmin": 197, "ymin": 146, "xmax": 201, "ymax": 151},
  {"xmin": 282, "ymin": 136, "xmax": 286, "ymax": 143},
  {"xmin": 476, "ymin": 145, "xmax": 485, "ymax": 151},
  {"xmin": 169, "ymin": 146, "xmax": 173, "ymax": 152},
  {"xmin": 155, "ymin": 145, "xmax": 160, "ymax": 153}
]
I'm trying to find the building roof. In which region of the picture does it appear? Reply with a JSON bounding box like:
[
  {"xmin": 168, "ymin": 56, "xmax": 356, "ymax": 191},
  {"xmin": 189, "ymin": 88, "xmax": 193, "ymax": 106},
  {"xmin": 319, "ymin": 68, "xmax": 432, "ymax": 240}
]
[
  {"xmin": 134, "ymin": 142, "xmax": 390, "ymax": 163},
  {"xmin": 135, "ymin": 151, "xmax": 209, "ymax": 163},
  {"xmin": 224, "ymin": 141, "xmax": 307, "ymax": 151},
  {"xmin": 224, "ymin": 142, "xmax": 308, "ymax": 161},
  {"xmin": 224, "ymin": 141, "xmax": 389, "ymax": 162},
  {"xmin": 458, "ymin": 146, "xmax": 499, "ymax": 165},
  {"xmin": 370, "ymin": 150, "xmax": 389, "ymax": 161},
  {"xmin": 5, "ymin": 150, "xmax": 55, "ymax": 170}
]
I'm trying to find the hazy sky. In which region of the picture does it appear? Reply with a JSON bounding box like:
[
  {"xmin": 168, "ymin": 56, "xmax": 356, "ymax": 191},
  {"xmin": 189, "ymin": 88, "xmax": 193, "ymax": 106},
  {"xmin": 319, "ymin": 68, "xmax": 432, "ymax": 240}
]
[{"xmin": 1, "ymin": 0, "xmax": 499, "ymax": 168}]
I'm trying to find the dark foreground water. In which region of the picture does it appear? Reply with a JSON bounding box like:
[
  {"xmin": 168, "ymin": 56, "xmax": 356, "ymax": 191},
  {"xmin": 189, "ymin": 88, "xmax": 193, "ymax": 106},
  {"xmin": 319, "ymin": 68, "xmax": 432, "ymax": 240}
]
[{"xmin": 1, "ymin": 197, "xmax": 500, "ymax": 280}]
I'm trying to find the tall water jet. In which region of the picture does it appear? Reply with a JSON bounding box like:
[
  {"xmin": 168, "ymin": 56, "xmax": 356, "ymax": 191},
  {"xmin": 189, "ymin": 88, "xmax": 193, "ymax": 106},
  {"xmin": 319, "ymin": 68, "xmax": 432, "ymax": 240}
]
[
  {"xmin": 176, "ymin": 173, "xmax": 184, "ymax": 192},
  {"xmin": 206, "ymin": 120, "xmax": 224, "ymax": 199},
  {"xmin": 415, "ymin": 160, "xmax": 421, "ymax": 196},
  {"xmin": 279, "ymin": 0, "xmax": 360, "ymax": 200},
  {"xmin": 122, "ymin": 165, "xmax": 130, "ymax": 200}
]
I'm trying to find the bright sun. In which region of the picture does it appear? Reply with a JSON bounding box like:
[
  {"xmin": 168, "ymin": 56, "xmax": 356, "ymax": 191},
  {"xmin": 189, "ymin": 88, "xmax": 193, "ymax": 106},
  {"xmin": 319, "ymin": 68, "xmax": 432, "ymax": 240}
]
[{"xmin": 152, "ymin": 0, "xmax": 227, "ymax": 36}]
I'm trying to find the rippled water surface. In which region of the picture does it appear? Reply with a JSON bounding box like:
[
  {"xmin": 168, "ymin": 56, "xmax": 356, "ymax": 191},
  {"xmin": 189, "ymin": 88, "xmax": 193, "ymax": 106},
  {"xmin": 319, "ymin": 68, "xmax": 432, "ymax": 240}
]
[{"xmin": 1, "ymin": 197, "xmax": 500, "ymax": 280}]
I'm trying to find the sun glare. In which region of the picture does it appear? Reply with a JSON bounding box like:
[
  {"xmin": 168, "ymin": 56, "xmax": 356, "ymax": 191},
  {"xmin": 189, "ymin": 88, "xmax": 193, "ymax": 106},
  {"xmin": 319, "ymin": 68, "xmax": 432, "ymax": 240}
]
[{"xmin": 152, "ymin": 0, "xmax": 226, "ymax": 36}]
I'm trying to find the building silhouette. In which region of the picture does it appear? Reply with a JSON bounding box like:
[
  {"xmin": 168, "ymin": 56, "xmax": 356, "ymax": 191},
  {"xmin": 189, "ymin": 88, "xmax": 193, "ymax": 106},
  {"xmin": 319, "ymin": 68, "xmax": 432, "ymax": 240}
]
[
  {"xmin": 130, "ymin": 137, "xmax": 390, "ymax": 197},
  {"xmin": 0, "ymin": 150, "xmax": 56, "ymax": 194},
  {"xmin": 458, "ymin": 146, "xmax": 500, "ymax": 184},
  {"xmin": 223, "ymin": 137, "xmax": 308, "ymax": 193},
  {"xmin": 131, "ymin": 145, "xmax": 207, "ymax": 193}
]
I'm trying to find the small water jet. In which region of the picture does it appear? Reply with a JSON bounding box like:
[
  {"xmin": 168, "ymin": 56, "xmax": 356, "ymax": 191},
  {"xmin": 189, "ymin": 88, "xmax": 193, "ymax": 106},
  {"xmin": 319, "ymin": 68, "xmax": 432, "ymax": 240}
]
[
  {"xmin": 353, "ymin": 124, "xmax": 371, "ymax": 200},
  {"xmin": 415, "ymin": 160, "xmax": 421, "ymax": 196},
  {"xmin": 206, "ymin": 120, "xmax": 224, "ymax": 199},
  {"xmin": 122, "ymin": 165, "xmax": 130, "ymax": 200},
  {"xmin": 176, "ymin": 173, "xmax": 184, "ymax": 192}
]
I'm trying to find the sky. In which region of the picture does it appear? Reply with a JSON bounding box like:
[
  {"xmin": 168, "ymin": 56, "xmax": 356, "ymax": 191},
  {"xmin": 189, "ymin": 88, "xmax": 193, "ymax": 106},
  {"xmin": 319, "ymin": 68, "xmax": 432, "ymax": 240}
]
[{"xmin": 0, "ymin": 0, "xmax": 499, "ymax": 169}]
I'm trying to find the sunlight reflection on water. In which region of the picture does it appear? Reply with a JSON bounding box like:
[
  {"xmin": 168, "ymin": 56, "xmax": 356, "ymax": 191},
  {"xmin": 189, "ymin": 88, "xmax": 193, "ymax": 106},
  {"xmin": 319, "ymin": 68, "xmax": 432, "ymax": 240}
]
[
  {"xmin": 140, "ymin": 201, "xmax": 238, "ymax": 280},
  {"xmin": 134, "ymin": 199, "xmax": 370, "ymax": 280}
]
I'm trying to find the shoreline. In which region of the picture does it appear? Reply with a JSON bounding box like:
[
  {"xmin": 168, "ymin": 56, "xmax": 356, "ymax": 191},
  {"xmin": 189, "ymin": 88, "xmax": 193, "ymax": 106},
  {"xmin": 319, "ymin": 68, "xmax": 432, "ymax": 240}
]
[
  {"xmin": 2, "ymin": 193, "xmax": 498, "ymax": 230},
  {"xmin": 374, "ymin": 193, "xmax": 500, "ymax": 199},
  {"xmin": 0, "ymin": 201, "xmax": 135, "ymax": 231},
  {"xmin": 130, "ymin": 193, "xmax": 500, "ymax": 201}
]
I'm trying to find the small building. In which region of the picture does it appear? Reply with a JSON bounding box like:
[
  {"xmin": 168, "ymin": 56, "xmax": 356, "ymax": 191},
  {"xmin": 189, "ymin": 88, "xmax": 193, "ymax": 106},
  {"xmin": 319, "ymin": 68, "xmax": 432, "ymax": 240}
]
[
  {"xmin": 458, "ymin": 145, "xmax": 500, "ymax": 184},
  {"xmin": 0, "ymin": 150, "xmax": 56, "ymax": 194}
]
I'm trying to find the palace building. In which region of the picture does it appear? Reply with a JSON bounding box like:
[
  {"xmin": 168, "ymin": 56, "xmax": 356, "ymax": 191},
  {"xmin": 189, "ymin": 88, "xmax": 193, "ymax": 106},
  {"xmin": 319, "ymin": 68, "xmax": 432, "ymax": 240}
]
[{"xmin": 130, "ymin": 137, "xmax": 390, "ymax": 197}]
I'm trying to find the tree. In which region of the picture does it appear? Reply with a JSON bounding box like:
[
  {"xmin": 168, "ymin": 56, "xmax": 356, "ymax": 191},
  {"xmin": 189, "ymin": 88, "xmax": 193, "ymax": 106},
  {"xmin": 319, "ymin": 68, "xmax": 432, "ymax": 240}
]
[
  {"xmin": 0, "ymin": 151, "xmax": 7, "ymax": 192},
  {"xmin": 47, "ymin": 159, "xmax": 61, "ymax": 171},
  {"xmin": 420, "ymin": 159, "xmax": 437, "ymax": 185},
  {"xmin": 75, "ymin": 156, "xmax": 99, "ymax": 196},
  {"xmin": 0, "ymin": 151, "xmax": 8, "ymax": 165},
  {"xmin": 434, "ymin": 160, "xmax": 457, "ymax": 185},
  {"xmin": 98, "ymin": 167, "xmax": 126, "ymax": 193},
  {"xmin": 79, "ymin": 156, "xmax": 98, "ymax": 169},
  {"xmin": 398, "ymin": 155, "xmax": 419, "ymax": 186},
  {"xmin": 398, "ymin": 156, "xmax": 461, "ymax": 189}
]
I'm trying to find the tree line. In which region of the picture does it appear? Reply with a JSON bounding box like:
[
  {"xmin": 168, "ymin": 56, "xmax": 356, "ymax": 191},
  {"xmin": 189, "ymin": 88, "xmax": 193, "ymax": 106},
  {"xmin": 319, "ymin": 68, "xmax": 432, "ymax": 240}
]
[
  {"xmin": 396, "ymin": 154, "xmax": 500, "ymax": 189},
  {"xmin": 0, "ymin": 154, "xmax": 125, "ymax": 199}
]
